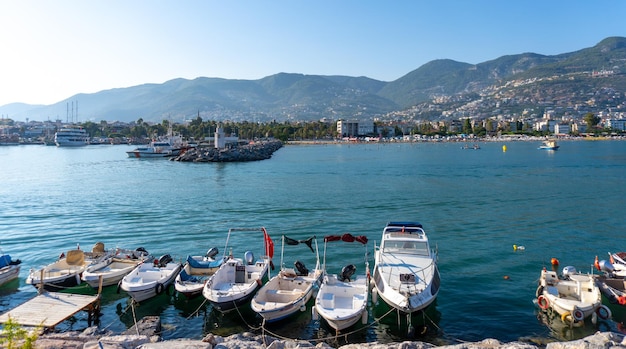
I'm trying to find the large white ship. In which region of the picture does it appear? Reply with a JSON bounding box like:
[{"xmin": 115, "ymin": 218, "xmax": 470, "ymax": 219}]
[{"xmin": 54, "ymin": 126, "xmax": 90, "ymax": 146}]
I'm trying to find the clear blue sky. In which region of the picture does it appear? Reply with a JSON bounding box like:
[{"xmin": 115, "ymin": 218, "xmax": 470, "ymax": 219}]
[{"xmin": 1, "ymin": 0, "xmax": 624, "ymax": 106}]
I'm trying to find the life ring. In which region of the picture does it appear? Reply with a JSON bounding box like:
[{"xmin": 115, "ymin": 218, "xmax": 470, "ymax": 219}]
[
  {"xmin": 596, "ymin": 305, "xmax": 612, "ymax": 320},
  {"xmin": 572, "ymin": 307, "xmax": 584, "ymax": 322},
  {"xmin": 537, "ymin": 295, "xmax": 550, "ymax": 310},
  {"xmin": 155, "ymin": 282, "xmax": 164, "ymax": 295}
]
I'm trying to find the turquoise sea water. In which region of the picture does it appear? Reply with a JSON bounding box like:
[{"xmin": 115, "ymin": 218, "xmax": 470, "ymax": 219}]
[{"xmin": 0, "ymin": 140, "xmax": 625, "ymax": 345}]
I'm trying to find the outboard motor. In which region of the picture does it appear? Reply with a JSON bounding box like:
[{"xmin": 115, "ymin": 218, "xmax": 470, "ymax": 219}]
[
  {"xmin": 134, "ymin": 247, "xmax": 149, "ymax": 259},
  {"xmin": 294, "ymin": 260, "xmax": 309, "ymax": 276},
  {"xmin": 158, "ymin": 254, "xmax": 173, "ymax": 268},
  {"xmin": 339, "ymin": 264, "xmax": 356, "ymax": 282},
  {"xmin": 562, "ymin": 266, "xmax": 577, "ymax": 279},
  {"xmin": 244, "ymin": 251, "xmax": 255, "ymax": 265},
  {"xmin": 599, "ymin": 260, "xmax": 615, "ymax": 273},
  {"xmin": 206, "ymin": 247, "xmax": 219, "ymax": 259}
]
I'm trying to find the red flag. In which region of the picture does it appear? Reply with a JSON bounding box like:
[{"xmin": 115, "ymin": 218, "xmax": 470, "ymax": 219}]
[{"xmin": 263, "ymin": 228, "xmax": 274, "ymax": 259}]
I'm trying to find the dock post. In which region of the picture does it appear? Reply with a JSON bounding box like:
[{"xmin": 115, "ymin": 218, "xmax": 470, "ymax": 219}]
[{"xmin": 38, "ymin": 269, "xmax": 44, "ymax": 294}]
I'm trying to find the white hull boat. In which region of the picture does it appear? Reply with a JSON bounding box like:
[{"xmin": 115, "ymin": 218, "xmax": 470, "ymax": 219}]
[
  {"xmin": 252, "ymin": 235, "xmax": 322, "ymax": 322},
  {"xmin": 0, "ymin": 254, "xmax": 21, "ymax": 287},
  {"xmin": 314, "ymin": 233, "xmax": 369, "ymax": 331},
  {"xmin": 82, "ymin": 247, "xmax": 152, "ymax": 288},
  {"xmin": 372, "ymin": 222, "xmax": 440, "ymax": 314},
  {"xmin": 26, "ymin": 244, "xmax": 109, "ymax": 291},
  {"xmin": 202, "ymin": 227, "xmax": 273, "ymax": 313},
  {"xmin": 120, "ymin": 254, "xmax": 182, "ymax": 302},
  {"xmin": 175, "ymin": 248, "xmax": 224, "ymax": 298},
  {"xmin": 536, "ymin": 267, "xmax": 611, "ymax": 323},
  {"xmin": 55, "ymin": 126, "xmax": 89, "ymax": 146},
  {"xmin": 594, "ymin": 256, "xmax": 626, "ymax": 308}
]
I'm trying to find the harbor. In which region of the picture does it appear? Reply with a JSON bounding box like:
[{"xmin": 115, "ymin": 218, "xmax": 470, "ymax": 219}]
[{"xmin": 1, "ymin": 141, "xmax": 626, "ymax": 346}]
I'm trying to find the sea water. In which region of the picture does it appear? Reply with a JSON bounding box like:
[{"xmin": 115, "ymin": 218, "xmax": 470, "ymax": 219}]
[{"xmin": 0, "ymin": 140, "xmax": 625, "ymax": 345}]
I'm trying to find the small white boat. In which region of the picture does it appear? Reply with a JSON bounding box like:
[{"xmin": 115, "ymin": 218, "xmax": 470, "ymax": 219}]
[
  {"xmin": 82, "ymin": 247, "xmax": 152, "ymax": 288},
  {"xmin": 251, "ymin": 235, "xmax": 323, "ymax": 322},
  {"xmin": 126, "ymin": 126, "xmax": 188, "ymax": 158},
  {"xmin": 0, "ymin": 253, "xmax": 21, "ymax": 287},
  {"xmin": 539, "ymin": 139, "xmax": 559, "ymax": 150},
  {"xmin": 535, "ymin": 266, "xmax": 611, "ymax": 323},
  {"xmin": 372, "ymin": 222, "xmax": 440, "ymax": 314},
  {"xmin": 594, "ymin": 256, "xmax": 626, "ymax": 308},
  {"xmin": 314, "ymin": 233, "xmax": 369, "ymax": 331},
  {"xmin": 174, "ymin": 247, "xmax": 224, "ymax": 298},
  {"xmin": 120, "ymin": 254, "xmax": 182, "ymax": 302},
  {"xmin": 202, "ymin": 227, "xmax": 273, "ymax": 313},
  {"xmin": 26, "ymin": 243, "xmax": 110, "ymax": 291}
]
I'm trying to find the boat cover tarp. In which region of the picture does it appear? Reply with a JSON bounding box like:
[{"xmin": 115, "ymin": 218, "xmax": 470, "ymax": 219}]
[
  {"xmin": 324, "ymin": 233, "xmax": 368, "ymax": 244},
  {"xmin": 0, "ymin": 255, "xmax": 12, "ymax": 268},
  {"xmin": 283, "ymin": 235, "xmax": 315, "ymax": 252},
  {"xmin": 186, "ymin": 255, "xmax": 222, "ymax": 269}
]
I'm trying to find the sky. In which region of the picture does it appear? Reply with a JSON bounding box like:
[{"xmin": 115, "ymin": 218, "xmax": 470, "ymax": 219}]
[{"xmin": 1, "ymin": 1, "xmax": 625, "ymax": 107}]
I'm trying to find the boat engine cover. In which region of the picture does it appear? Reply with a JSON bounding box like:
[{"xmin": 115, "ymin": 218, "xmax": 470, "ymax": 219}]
[
  {"xmin": 599, "ymin": 260, "xmax": 615, "ymax": 273},
  {"xmin": 340, "ymin": 264, "xmax": 356, "ymax": 282},
  {"xmin": 244, "ymin": 251, "xmax": 254, "ymax": 265},
  {"xmin": 562, "ymin": 266, "xmax": 577, "ymax": 277},
  {"xmin": 158, "ymin": 254, "xmax": 173, "ymax": 267},
  {"xmin": 206, "ymin": 247, "xmax": 219, "ymax": 259},
  {"xmin": 294, "ymin": 260, "xmax": 309, "ymax": 276}
]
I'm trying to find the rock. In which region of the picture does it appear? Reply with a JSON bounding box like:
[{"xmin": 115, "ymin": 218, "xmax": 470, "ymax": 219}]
[
  {"xmin": 172, "ymin": 140, "xmax": 283, "ymax": 162},
  {"xmin": 137, "ymin": 339, "xmax": 212, "ymax": 349},
  {"xmin": 84, "ymin": 335, "xmax": 151, "ymax": 349},
  {"xmin": 545, "ymin": 331, "xmax": 626, "ymax": 349}
]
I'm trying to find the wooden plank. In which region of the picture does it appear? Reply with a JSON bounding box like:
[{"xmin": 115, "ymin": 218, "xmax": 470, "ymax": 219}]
[{"xmin": 0, "ymin": 292, "xmax": 99, "ymax": 327}]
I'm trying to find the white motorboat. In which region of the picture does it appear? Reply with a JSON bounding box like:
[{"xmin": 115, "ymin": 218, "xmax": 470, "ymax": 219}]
[
  {"xmin": 372, "ymin": 221, "xmax": 440, "ymax": 314},
  {"xmin": 174, "ymin": 247, "xmax": 224, "ymax": 298},
  {"xmin": 0, "ymin": 253, "xmax": 21, "ymax": 287},
  {"xmin": 26, "ymin": 243, "xmax": 110, "ymax": 291},
  {"xmin": 594, "ymin": 256, "xmax": 626, "ymax": 309},
  {"xmin": 539, "ymin": 139, "xmax": 559, "ymax": 150},
  {"xmin": 251, "ymin": 235, "xmax": 323, "ymax": 322},
  {"xmin": 120, "ymin": 254, "xmax": 182, "ymax": 302},
  {"xmin": 126, "ymin": 126, "xmax": 188, "ymax": 158},
  {"xmin": 82, "ymin": 247, "xmax": 152, "ymax": 288},
  {"xmin": 314, "ymin": 233, "xmax": 369, "ymax": 331},
  {"xmin": 202, "ymin": 227, "xmax": 273, "ymax": 313},
  {"xmin": 535, "ymin": 266, "xmax": 611, "ymax": 324},
  {"xmin": 54, "ymin": 126, "xmax": 90, "ymax": 146}
]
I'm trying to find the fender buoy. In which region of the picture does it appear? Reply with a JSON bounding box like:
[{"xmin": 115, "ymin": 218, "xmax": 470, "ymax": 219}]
[
  {"xmin": 361, "ymin": 309, "xmax": 368, "ymax": 324},
  {"xmin": 311, "ymin": 306, "xmax": 318, "ymax": 320},
  {"xmin": 371, "ymin": 287, "xmax": 378, "ymax": 304},
  {"xmin": 561, "ymin": 311, "xmax": 572, "ymax": 323},
  {"xmin": 256, "ymin": 278, "xmax": 262, "ymax": 286},
  {"xmin": 596, "ymin": 305, "xmax": 611, "ymax": 320},
  {"xmin": 537, "ymin": 295, "xmax": 550, "ymax": 310},
  {"xmin": 155, "ymin": 282, "xmax": 164, "ymax": 295},
  {"xmin": 572, "ymin": 307, "xmax": 584, "ymax": 322},
  {"xmin": 117, "ymin": 281, "xmax": 122, "ymax": 294}
]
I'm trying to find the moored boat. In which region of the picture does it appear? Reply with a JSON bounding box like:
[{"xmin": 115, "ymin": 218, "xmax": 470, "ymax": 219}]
[
  {"xmin": 26, "ymin": 246, "xmax": 108, "ymax": 291},
  {"xmin": 539, "ymin": 139, "xmax": 560, "ymax": 150},
  {"xmin": 0, "ymin": 253, "xmax": 21, "ymax": 287},
  {"xmin": 535, "ymin": 266, "xmax": 611, "ymax": 324},
  {"xmin": 202, "ymin": 227, "xmax": 273, "ymax": 313},
  {"xmin": 314, "ymin": 233, "xmax": 369, "ymax": 331},
  {"xmin": 372, "ymin": 222, "xmax": 440, "ymax": 314},
  {"xmin": 120, "ymin": 254, "xmax": 182, "ymax": 302},
  {"xmin": 594, "ymin": 256, "xmax": 626, "ymax": 321},
  {"xmin": 174, "ymin": 247, "xmax": 224, "ymax": 298},
  {"xmin": 82, "ymin": 247, "xmax": 152, "ymax": 288},
  {"xmin": 54, "ymin": 126, "xmax": 90, "ymax": 146},
  {"xmin": 251, "ymin": 235, "xmax": 322, "ymax": 322}
]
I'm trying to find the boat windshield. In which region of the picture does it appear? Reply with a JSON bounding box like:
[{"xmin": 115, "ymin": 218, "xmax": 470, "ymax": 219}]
[{"xmin": 382, "ymin": 240, "xmax": 430, "ymax": 256}]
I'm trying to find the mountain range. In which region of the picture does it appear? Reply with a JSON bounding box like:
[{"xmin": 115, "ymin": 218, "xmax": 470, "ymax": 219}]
[{"xmin": 3, "ymin": 36, "xmax": 626, "ymax": 124}]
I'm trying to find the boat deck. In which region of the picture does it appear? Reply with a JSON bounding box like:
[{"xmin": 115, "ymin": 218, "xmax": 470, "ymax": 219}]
[{"xmin": 0, "ymin": 292, "xmax": 100, "ymax": 328}]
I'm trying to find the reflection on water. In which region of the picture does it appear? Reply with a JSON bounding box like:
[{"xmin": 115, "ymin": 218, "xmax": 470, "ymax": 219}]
[{"xmin": 535, "ymin": 308, "xmax": 614, "ymax": 342}]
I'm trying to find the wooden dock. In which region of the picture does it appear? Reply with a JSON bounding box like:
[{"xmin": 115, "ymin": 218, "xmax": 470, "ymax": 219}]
[{"xmin": 0, "ymin": 292, "xmax": 101, "ymax": 328}]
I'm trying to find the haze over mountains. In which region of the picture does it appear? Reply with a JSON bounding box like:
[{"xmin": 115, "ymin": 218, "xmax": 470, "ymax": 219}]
[{"xmin": 3, "ymin": 36, "xmax": 625, "ymax": 124}]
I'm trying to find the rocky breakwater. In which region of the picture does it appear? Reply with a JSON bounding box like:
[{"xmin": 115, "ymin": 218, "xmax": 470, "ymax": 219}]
[
  {"xmin": 171, "ymin": 141, "xmax": 283, "ymax": 162},
  {"xmin": 29, "ymin": 316, "xmax": 626, "ymax": 349}
]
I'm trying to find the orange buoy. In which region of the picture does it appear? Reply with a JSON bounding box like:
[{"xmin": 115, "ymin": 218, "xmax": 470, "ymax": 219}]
[
  {"xmin": 503, "ymin": 275, "xmax": 510, "ymax": 280},
  {"xmin": 551, "ymin": 258, "xmax": 559, "ymax": 266}
]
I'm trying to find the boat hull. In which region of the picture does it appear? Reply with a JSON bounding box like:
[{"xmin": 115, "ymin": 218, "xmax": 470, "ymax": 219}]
[
  {"xmin": 251, "ymin": 270, "xmax": 322, "ymax": 322},
  {"xmin": 82, "ymin": 258, "xmax": 145, "ymax": 288},
  {"xmin": 120, "ymin": 262, "xmax": 182, "ymax": 302},
  {"xmin": 203, "ymin": 258, "xmax": 269, "ymax": 313},
  {"xmin": 0, "ymin": 265, "xmax": 21, "ymax": 287},
  {"xmin": 315, "ymin": 275, "xmax": 368, "ymax": 331}
]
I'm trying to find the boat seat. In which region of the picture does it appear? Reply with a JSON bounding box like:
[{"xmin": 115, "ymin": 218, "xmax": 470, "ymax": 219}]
[
  {"xmin": 320, "ymin": 292, "xmax": 335, "ymax": 308},
  {"xmin": 546, "ymin": 286, "xmax": 558, "ymax": 296},
  {"xmin": 178, "ymin": 269, "xmax": 198, "ymax": 283}
]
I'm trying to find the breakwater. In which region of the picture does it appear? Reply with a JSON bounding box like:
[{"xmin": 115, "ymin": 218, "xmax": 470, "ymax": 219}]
[{"xmin": 171, "ymin": 140, "xmax": 283, "ymax": 162}]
